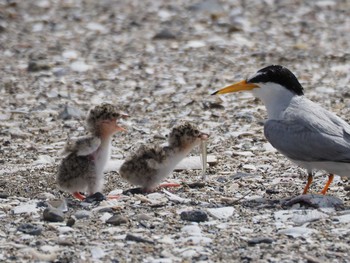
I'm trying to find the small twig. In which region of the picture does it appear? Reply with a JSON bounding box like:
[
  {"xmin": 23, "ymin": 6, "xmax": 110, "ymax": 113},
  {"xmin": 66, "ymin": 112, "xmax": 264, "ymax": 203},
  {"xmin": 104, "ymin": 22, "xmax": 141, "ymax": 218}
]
[{"xmin": 221, "ymin": 191, "xmax": 252, "ymax": 205}]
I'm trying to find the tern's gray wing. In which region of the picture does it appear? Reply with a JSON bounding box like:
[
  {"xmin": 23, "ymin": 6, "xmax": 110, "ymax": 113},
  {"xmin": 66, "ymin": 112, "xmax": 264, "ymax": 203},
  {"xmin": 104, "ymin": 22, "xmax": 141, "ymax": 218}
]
[
  {"xmin": 264, "ymin": 118, "xmax": 350, "ymax": 162},
  {"xmin": 63, "ymin": 136, "xmax": 101, "ymax": 156}
]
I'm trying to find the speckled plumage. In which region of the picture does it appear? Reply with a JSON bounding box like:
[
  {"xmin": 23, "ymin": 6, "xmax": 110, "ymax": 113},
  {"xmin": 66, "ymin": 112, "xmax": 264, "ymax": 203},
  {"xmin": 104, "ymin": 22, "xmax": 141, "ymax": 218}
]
[
  {"xmin": 119, "ymin": 122, "xmax": 209, "ymax": 192},
  {"xmin": 57, "ymin": 104, "xmax": 126, "ymax": 197},
  {"xmin": 86, "ymin": 103, "xmax": 124, "ymax": 135}
]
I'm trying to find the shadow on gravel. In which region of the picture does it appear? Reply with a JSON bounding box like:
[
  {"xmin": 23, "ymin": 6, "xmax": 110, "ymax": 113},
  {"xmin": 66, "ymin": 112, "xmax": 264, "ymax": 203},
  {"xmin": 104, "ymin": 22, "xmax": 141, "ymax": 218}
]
[{"xmin": 241, "ymin": 194, "xmax": 346, "ymax": 210}]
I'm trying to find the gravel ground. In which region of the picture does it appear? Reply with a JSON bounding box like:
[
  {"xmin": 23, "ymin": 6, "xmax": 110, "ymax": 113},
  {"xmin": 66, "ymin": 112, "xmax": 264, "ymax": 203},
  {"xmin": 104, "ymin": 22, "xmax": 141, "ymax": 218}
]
[{"xmin": 1, "ymin": 0, "xmax": 350, "ymax": 262}]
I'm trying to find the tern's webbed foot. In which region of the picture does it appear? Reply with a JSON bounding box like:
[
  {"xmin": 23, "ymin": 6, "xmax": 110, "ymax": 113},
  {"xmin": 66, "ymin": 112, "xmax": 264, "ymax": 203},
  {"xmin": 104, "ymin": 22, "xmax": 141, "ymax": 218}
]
[{"xmin": 84, "ymin": 192, "xmax": 106, "ymax": 203}]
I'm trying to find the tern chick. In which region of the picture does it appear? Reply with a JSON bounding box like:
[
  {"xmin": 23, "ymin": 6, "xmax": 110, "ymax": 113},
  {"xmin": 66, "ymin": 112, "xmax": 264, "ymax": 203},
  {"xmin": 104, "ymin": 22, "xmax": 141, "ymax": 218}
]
[
  {"xmin": 119, "ymin": 122, "xmax": 209, "ymax": 192},
  {"xmin": 57, "ymin": 103, "xmax": 127, "ymax": 200}
]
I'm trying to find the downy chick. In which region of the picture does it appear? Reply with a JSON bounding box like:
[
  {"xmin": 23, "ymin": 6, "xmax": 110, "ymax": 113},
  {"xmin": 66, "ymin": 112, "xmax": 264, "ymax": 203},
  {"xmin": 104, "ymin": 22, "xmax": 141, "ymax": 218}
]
[
  {"xmin": 119, "ymin": 122, "xmax": 209, "ymax": 192},
  {"xmin": 57, "ymin": 103, "xmax": 127, "ymax": 200}
]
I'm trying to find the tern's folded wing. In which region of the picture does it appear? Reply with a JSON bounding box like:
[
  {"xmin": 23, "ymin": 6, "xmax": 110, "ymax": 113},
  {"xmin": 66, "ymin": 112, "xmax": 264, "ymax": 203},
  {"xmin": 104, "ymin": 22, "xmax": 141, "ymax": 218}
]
[
  {"xmin": 264, "ymin": 119, "xmax": 350, "ymax": 162},
  {"xmin": 63, "ymin": 136, "xmax": 101, "ymax": 156}
]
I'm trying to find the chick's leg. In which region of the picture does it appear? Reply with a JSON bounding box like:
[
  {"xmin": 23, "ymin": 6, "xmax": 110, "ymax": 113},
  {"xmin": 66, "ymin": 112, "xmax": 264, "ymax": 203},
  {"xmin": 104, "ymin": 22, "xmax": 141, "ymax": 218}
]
[{"xmin": 72, "ymin": 192, "xmax": 86, "ymax": 200}]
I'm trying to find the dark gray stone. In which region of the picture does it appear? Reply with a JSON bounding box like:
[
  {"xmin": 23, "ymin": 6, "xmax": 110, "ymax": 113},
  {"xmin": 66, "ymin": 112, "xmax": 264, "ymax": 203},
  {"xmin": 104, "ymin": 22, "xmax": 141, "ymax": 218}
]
[
  {"xmin": 125, "ymin": 233, "xmax": 154, "ymax": 244},
  {"xmin": 153, "ymin": 29, "xmax": 176, "ymax": 40},
  {"xmin": 106, "ymin": 215, "xmax": 128, "ymax": 226},
  {"xmin": 283, "ymin": 194, "xmax": 343, "ymax": 209},
  {"xmin": 66, "ymin": 217, "xmax": 75, "ymax": 227},
  {"xmin": 27, "ymin": 61, "xmax": 51, "ymax": 72},
  {"xmin": 43, "ymin": 207, "xmax": 64, "ymax": 222},
  {"xmin": 17, "ymin": 223, "xmax": 43, "ymax": 235},
  {"xmin": 0, "ymin": 192, "xmax": 9, "ymax": 199},
  {"xmin": 247, "ymin": 237, "xmax": 275, "ymax": 246},
  {"xmin": 180, "ymin": 210, "xmax": 208, "ymax": 222},
  {"xmin": 84, "ymin": 192, "xmax": 106, "ymax": 203},
  {"xmin": 74, "ymin": 210, "xmax": 91, "ymax": 219}
]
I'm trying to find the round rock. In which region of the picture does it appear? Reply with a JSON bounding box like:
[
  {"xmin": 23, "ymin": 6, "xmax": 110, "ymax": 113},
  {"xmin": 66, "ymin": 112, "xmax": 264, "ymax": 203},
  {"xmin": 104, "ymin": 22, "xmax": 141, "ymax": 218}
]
[
  {"xmin": 74, "ymin": 210, "xmax": 91, "ymax": 219},
  {"xmin": 0, "ymin": 192, "xmax": 9, "ymax": 199},
  {"xmin": 66, "ymin": 217, "xmax": 75, "ymax": 227},
  {"xmin": 180, "ymin": 210, "xmax": 208, "ymax": 222},
  {"xmin": 43, "ymin": 207, "xmax": 64, "ymax": 222},
  {"xmin": 106, "ymin": 215, "xmax": 128, "ymax": 226}
]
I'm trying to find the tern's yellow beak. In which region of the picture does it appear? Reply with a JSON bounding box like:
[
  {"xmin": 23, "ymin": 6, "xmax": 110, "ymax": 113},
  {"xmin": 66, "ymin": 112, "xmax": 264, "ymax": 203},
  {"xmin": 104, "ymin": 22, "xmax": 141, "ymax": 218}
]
[{"xmin": 211, "ymin": 80, "xmax": 258, "ymax": 95}]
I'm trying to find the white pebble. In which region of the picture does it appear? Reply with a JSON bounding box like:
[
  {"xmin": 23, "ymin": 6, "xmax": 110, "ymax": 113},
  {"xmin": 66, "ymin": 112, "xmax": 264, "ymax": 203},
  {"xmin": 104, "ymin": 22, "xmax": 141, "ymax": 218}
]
[
  {"xmin": 62, "ymin": 50, "xmax": 78, "ymax": 60},
  {"xmin": 40, "ymin": 245, "xmax": 60, "ymax": 253},
  {"xmin": 70, "ymin": 61, "xmax": 91, "ymax": 72},
  {"xmin": 207, "ymin": 207, "xmax": 235, "ymax": 220},
  {"xmin": 185, "ymin": 40, "xmax": 206, "ymax": 49},
  {"xmin": 13, "ymin": 202, "xmax": 39, "ymax": 215},
  {"xmin": 242, "ymin": 164, "xmax": 256, "ymax": 171},
  {"xmin": 86, "ymin": 22, "xmax": 108, "ymax": 33},
  {"xmin": 181, "ymin": 249, "xmax": 198, "ymax": 258},
  {"xmin": 33, "ymin": 155, "xmax": 55, "ymax": 166},
  {"xmin": 91, "ymin": 247, "xmax": 105, "ymax": 259},
  {"xmin": 278, "ymin": 227, "xmax": 316, "ymax": 238},
  {"xmin": 99, "ymin": 212, "xmax": 113, "ymax": 223},
  {"xmin": 58, "ymin": 227, "xmax": 74, "ymax": 234},
  {"xmin": 181, "ymin": 225, "xmax": 202, "ymax": 236},
  {"xmin": 334, "ymin": 214, "xmax": 350, "ymax": 223}
]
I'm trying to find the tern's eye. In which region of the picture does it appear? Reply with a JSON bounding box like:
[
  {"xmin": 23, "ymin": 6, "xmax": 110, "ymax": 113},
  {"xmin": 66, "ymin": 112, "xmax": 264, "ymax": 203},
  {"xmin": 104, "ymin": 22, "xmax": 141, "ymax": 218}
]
[{"xmin": 194, "ymin": 130, "xmax": 199, "ymax": 136}]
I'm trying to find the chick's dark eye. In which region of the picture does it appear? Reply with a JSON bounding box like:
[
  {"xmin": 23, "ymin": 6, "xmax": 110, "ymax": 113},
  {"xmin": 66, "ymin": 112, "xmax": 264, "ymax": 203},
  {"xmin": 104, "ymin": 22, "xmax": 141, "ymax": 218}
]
[{"xmin": 194, "ymin": 130, "xmax": 199, "ymax": 136}]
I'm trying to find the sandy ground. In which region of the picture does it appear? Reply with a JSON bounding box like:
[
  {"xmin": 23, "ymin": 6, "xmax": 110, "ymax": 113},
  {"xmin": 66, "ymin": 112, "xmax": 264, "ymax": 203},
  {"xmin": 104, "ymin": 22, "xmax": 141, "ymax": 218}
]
[{"xmin": 0, "ymin": 0, "xmax": 350, "ymax": 262}]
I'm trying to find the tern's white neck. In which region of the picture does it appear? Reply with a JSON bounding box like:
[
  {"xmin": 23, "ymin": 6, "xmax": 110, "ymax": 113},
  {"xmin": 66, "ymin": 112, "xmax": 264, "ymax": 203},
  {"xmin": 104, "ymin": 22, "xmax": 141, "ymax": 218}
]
[{"xmin": 252, "ymin": 82, "xmax": 297, "ymax": 120}]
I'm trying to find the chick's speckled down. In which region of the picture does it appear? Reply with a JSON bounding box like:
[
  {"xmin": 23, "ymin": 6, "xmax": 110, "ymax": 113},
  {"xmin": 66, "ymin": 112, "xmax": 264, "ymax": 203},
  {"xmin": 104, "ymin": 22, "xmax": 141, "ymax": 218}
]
[
  {"xmin": 119, "ymin": 122, "xmax": 208, "ymax": 191},
  {"xmin": 57, "ymin": 153, "xmax": 96, "ymax": 194},
  {"xmin": 56, "ymin": 103, "xmax": 125, "ymax": 197}
]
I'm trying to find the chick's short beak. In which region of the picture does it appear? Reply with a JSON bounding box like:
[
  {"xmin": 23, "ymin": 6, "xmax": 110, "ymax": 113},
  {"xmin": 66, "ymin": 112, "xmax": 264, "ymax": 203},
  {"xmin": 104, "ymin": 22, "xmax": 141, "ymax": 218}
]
[
  {"xmin": 211, "ymin": 80, "xmax": 258, "ymax": 95},
  {"xmin": 113, "ymin": 118, "xmax": 127, "ymax": 132},
  {"xmin": 116, "ymin": 125, "xmax": 126, "ymax": 132},
  {"xmin": 120, "ymin": 113, "xmax": 129, "ymax": 119},
  {"xmin": 199, "ymin": 133, "xmax": 209, "ymax": 140},
  {"xmin": 114, "ymin": 113, "xmax": 129, "ymax": 131}
]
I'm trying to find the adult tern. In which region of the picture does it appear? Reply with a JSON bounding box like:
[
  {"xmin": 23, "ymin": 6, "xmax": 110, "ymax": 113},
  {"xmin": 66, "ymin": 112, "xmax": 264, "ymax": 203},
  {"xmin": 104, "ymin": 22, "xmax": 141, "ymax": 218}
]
[{"xmin": 212, "ymin": 65, "xmax": 350, "ymax": 194}]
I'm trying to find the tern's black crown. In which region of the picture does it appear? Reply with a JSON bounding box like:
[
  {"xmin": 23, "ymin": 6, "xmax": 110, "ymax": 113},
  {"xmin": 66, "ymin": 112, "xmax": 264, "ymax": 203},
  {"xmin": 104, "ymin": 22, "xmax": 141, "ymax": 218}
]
[{"xmin": 247, "ymin": 65, "xmax": 304, "ymax": 96}]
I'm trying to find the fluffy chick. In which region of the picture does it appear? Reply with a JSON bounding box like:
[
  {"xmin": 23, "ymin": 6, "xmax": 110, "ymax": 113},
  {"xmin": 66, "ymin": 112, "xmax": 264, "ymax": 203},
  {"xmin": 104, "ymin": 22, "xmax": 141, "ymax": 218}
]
[
  {"xmin": 57, "ymin": 103, "xmax": 127, "ymax": 200},
  {"xmin": 119, "ymin": 122, "xmax": 209, "ymax": 192}
]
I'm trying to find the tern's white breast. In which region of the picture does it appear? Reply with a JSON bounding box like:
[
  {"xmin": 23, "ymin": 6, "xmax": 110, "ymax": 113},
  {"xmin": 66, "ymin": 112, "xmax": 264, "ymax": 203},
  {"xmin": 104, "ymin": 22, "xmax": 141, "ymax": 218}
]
[{"xmin": 292, "ymin": 159, "xmax": 350, "ymax": 178}]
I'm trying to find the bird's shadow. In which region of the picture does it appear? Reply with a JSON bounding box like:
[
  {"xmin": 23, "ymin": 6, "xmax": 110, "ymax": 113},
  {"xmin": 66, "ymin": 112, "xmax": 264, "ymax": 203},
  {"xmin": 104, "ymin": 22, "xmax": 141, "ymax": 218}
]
[{"xmin": 241, "ymin": 194, "xmax": 347, "ymax": 210}]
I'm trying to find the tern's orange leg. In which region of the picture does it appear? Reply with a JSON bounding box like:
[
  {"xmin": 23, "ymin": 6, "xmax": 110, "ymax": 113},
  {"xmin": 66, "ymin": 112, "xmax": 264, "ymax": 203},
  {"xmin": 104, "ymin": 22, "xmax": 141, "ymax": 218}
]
[
  {"xmin": 320, "ymin": 174, "xmax": 334, "ymax": 195},
  {"xmin": 158, "ymin": 183, "xmax": 181, "ymax": 189},
  {"xmin": 302, "ymin": 173, "xmax": 313, "ymax": 195},
  {"xmin": 72, "ymin": 192, "xmax": 86, "ymax": 201}
]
